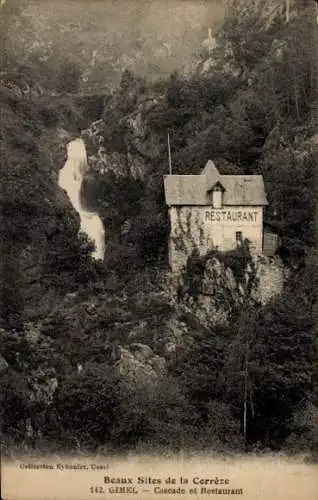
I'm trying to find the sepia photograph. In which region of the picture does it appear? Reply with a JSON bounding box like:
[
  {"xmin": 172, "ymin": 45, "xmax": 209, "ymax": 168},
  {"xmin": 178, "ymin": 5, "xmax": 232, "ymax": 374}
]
[{"xmin": 0, "ymin": 0, "xmax": 318, "ymax": 499}]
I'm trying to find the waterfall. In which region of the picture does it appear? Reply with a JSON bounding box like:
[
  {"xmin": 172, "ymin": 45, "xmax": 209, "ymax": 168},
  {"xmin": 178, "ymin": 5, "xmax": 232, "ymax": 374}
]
[{"xmin": 58, "ymin": 138, "xmax": 105, "ymax": 260}]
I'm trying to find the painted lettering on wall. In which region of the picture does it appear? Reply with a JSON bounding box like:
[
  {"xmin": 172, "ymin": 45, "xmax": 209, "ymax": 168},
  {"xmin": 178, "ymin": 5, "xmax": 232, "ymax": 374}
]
[{"xmin": 205, "ymin": 210, "xmax": 258, "ymax": 223}]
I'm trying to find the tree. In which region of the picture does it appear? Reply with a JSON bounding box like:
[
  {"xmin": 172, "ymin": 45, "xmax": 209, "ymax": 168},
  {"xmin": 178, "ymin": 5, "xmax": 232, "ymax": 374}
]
[
  {"xmin": 246, "ymin": 275, "xmax": 315, "ymax": 447},
  {"xmin": 54, "ymin": 364, "xmax": 119, "ymax": 447},
  {"xmin": 56, "ymin": 61, "xmax": 82, "ymax": 95}
]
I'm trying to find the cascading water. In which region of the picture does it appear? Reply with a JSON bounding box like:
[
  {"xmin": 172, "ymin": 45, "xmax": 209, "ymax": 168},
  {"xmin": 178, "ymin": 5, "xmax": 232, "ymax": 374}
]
[{"xmin": 58, "ymin": 138, "xmax": 105, "ymax": 260}]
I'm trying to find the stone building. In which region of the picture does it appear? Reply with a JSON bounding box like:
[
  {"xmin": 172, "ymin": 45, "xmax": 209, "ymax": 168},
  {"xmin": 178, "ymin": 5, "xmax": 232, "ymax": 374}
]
[{"xmin": 164, "ymin": 160, "xmax": 268, "ymax": 271}]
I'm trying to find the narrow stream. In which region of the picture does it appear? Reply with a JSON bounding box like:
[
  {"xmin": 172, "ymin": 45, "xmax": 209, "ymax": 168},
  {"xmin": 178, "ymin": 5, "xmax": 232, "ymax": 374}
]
[{"xmin": 58, "ymin": 138, "xmax": 105, "ymax": 260}]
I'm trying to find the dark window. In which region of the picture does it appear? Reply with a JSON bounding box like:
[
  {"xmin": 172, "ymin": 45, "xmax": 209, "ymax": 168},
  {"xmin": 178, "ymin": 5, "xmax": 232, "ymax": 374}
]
[{"xmin": 236, "ymin": 231, "xmax": 242, "ymax": 243}]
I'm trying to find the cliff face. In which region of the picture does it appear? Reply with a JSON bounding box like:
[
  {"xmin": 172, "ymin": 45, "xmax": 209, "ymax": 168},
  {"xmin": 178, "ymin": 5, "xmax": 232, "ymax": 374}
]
[
  {"xmin": 82, "ymin": 81, "xmax": 165, "ymax": 181},
  {"xmin": 194, "ymin": 0, "xmax": 303, "ymax": 77},
  {"xmin": 1, "ymin": 143, "xmax": 78, "ymax": 322},
  {"xmin": 0, "ymin": 81, "xmax": 96, "ymax": 325},
  {"xmin": 175, "ymin": 252, "xmax": 286, "ymax": 330},
  {"xmin": 224, "ymin": 0, "xmax": 298, "ymax": 26}
]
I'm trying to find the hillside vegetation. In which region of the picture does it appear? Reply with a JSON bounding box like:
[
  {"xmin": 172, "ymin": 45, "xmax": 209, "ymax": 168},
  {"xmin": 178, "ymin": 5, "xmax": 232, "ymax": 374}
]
[
  {"xmin": 0, "ymin": 0, "xmax": 317, "ymax": 458},
  {"xmin": 3, "ymin": 0, "xmax": 224, "ymax": 89}
]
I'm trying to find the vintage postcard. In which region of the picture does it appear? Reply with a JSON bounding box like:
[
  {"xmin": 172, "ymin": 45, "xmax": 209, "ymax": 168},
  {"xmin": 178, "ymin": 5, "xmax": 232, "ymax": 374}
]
[{"xmin": 1, "ymin": 0, "xmax": 317, "ymax": 499}]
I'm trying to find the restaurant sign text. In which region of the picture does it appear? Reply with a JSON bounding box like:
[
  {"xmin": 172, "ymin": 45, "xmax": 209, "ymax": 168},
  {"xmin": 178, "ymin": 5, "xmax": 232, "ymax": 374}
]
[{"xmin": 205, "ymin": 210, "xmax": 259, "ymax": 224}]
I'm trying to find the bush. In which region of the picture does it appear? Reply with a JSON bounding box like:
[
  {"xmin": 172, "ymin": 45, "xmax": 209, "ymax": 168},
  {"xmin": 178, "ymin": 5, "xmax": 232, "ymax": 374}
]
[
  {"xmin": 213, "ymin": 244, "xmax": 252, "ymax": 283},
  {"xmin": 54, "ymin": 364, "xmax": 119, "ymax": 446},
  {"xmin": 0, "ymin": 370, "xmax": 31, "ymax": 439}
]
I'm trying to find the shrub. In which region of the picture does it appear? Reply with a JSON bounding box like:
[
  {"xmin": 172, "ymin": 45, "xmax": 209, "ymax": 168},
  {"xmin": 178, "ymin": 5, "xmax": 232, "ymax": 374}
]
[{"xmin": 54, "ymin": 364, "xmax": 119, "ymax": 446}]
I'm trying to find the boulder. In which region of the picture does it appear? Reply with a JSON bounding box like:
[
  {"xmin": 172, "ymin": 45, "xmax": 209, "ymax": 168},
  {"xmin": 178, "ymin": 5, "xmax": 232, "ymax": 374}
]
[
  {"xmin": 130, "ymin": 343, "xmax": 153, "ymax": 361},
  {"xmin": 115, "ymin": 345, "xmax": 166, "ymax": 390}
]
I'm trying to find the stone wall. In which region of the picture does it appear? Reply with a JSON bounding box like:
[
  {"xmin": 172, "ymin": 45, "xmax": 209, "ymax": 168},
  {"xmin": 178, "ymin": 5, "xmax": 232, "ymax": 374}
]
[{"xmin": 251, "ymin": 255, "xmax": 287, "ymax": 306}]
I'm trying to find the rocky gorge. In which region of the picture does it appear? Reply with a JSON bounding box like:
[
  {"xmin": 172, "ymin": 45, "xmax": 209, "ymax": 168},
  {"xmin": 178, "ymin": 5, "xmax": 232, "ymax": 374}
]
[{"xmin": 0, "ymin": 0, "xmax": 317, "ymax": 457}]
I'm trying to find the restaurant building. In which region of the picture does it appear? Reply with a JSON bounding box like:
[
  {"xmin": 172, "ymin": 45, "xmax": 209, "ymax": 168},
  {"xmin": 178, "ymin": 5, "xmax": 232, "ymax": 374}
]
[{"xmin": 164, "ymin": 160, "xmax": 268, "ymax": 271}]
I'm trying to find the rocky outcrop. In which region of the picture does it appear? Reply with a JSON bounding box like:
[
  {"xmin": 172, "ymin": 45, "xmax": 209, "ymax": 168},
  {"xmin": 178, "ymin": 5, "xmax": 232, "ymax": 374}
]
[
  {"xmin": 195, "ymin": 0, "xmax": 299, "ymax": 77},
  {"xmin": 114, "ymin": 344, "xmax": 166, "ymax": 388},
  {"xmin": 82, "ymin": 93, "xmax": 164, "ymax": 180},
  {"xmin": 179, "ymin": 257, "xmax": 242, "ymax": 328},
  {"xmin": 251, "ymin": 255, "xmax": 287, "ymax": 305},
  {"xmin": 28, "ymin": 368, "xmax": 58, "ymax": 405},
  {"xmin": 175, "ymin": 253, "xmax": 286, "ymax": 328},
  {"xmin": 224, "ymin": 0, "xmax": 298, "ymax": 28}
]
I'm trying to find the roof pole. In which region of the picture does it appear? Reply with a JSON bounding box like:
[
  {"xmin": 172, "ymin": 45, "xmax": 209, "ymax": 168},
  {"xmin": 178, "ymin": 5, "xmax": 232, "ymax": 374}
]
[{"xmin": 168, "ymin": 132, "xmax": 172, "ymax": 175}]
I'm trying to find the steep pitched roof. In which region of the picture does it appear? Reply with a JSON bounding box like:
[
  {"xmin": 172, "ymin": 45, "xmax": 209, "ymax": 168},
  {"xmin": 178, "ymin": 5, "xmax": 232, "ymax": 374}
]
[{"xmin": 164, "ymin": 160, "xmax": 268, "ymax": 206}]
